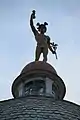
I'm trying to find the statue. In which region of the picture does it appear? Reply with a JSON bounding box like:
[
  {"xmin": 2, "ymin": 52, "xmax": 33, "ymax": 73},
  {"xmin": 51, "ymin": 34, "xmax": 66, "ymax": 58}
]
[{"xmin": 30, "ymin": 10, "xmax": 58, "ymax": 62}]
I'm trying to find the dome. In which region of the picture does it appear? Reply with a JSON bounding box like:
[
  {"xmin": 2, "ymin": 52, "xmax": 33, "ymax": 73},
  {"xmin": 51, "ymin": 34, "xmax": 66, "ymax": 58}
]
[
  {"xmin": 0, "ymin": 96, "xmax": 80, "ymax": 120},
  {"xmin": 12, "ymin": 61, "xmax": 66, "ymax": 99},
  {"xmin": 21, "ymin": 61, "xmax": 57, "ymax": 75}
]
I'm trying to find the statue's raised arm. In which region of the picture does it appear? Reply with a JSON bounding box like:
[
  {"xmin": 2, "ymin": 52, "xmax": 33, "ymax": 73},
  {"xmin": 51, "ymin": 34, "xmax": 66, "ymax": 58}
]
[{"xmin": 30, "ymin": 10, "xmax": 38, "ymax": 36}]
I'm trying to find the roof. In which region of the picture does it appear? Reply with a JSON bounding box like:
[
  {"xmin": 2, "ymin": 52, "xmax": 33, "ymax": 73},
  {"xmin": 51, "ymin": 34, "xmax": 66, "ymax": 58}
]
[
  {"xmin": 12, "ymin": 61, "xmax": 66, "ymax": 99},
  {"xmin": 21, "ymin": 61, "xmax": 57, "ymax": 74},
  {"xmin": 0, "ymin": 96, "xmax": 80, "ymax": 120}
]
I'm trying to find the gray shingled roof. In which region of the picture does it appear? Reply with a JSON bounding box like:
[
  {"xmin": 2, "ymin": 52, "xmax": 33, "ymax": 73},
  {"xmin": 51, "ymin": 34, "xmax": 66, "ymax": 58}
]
[{"xmin": 0, "ymin": 96, "xmax": 80, "ymax": 120}]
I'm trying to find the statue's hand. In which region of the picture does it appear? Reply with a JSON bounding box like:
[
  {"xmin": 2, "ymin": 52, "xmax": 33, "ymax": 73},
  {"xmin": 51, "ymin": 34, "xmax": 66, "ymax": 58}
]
[
  {"xmin": 31, "ymin": 10, "xmax": 36, "ymax": 19},
  {"xmin": 52, "ymin": 51, "xmax": 56, "ymax": 54}
]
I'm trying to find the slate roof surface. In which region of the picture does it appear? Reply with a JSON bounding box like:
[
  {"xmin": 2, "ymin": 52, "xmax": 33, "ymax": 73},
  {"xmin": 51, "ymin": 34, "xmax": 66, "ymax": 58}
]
[{"xmin": 0, "ymin": 96, "xmax": 80, "ymax": 120}]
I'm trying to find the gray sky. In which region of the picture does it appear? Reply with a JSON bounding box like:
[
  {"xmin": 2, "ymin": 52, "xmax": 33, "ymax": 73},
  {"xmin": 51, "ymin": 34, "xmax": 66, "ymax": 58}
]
[{"xmin": 0, "ymin": 0, "xmax": 80, "ymax": 104}]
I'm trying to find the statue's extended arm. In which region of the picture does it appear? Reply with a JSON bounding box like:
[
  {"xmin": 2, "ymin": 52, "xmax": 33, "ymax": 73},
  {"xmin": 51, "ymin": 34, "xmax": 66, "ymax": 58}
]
[
  {"xmin": 47, "ymin": 37, "xmax": 55, "ymax": 54},
  {"xmin": 47, "ymin": 36, "xmax": 58, "ymax": 59},
  {"xmin": 30, "ymin": 10, "xmax": 38, "ymax": 36}
]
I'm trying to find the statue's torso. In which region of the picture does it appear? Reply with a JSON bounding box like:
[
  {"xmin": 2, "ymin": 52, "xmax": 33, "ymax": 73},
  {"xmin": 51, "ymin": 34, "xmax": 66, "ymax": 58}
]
[{"xmin": 35, "ymin": 33, "xmax": 48, "ymax": 48}]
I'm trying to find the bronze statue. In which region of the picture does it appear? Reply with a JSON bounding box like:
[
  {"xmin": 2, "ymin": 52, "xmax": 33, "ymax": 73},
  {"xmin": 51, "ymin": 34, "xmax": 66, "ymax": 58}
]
[{"xmin": 30, "ymin": 10, "xmax": 58, "ymax": 62}]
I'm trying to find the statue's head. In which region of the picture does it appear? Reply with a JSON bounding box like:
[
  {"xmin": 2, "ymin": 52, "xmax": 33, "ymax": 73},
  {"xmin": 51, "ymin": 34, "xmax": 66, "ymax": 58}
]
[{"xmin": 36, "ymin": 22, "xmax": 48, "ymax": 34}]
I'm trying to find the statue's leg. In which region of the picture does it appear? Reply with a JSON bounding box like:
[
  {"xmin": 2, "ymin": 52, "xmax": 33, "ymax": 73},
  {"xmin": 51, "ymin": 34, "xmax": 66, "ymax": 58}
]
[
  {"xmin": 43, "ymin": 47, "xmax": 48, "ymax": 62},
  {"xmin": 35, "ymin": 46, "xmax": 42, "ymax": 61}
]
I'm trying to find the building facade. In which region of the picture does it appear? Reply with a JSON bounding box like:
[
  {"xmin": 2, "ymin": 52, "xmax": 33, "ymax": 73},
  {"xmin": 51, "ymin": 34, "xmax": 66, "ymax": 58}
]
[{"xmin": 0, "ymin": 61, "xmax": 80, "ymax": 120}]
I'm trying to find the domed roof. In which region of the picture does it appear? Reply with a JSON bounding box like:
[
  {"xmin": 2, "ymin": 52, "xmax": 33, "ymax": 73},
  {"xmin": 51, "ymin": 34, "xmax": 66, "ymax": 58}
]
[
  {"xmin": 0, "ymin": 96, "xmax": 80, "ymax": 119},
  {"xmin": 21, "ymin": 61, "xmax": 57, "ymax": 74}
]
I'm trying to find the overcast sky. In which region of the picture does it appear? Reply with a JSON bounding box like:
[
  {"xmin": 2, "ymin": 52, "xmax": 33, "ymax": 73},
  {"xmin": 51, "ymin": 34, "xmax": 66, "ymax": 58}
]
[{"xmin": 0, "ymin": 0, "xmax": 80, "ymax": 105}]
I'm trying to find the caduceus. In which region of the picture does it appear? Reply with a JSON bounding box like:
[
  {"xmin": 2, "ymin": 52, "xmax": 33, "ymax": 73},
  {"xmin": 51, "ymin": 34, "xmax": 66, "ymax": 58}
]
[
  {"xmin": 30, "ymin": 10, "xmax": 58, "ymax": 61},
  {"xmin": 50, "ymin": 42, "xmax": 58, "ymax": 59}
]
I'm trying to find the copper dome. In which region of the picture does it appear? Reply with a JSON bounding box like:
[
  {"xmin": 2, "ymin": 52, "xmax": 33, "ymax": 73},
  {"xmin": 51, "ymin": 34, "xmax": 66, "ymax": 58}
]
[{"xmin": 21, "ymin": 61, "xmax": 57, "ymax": 74}]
